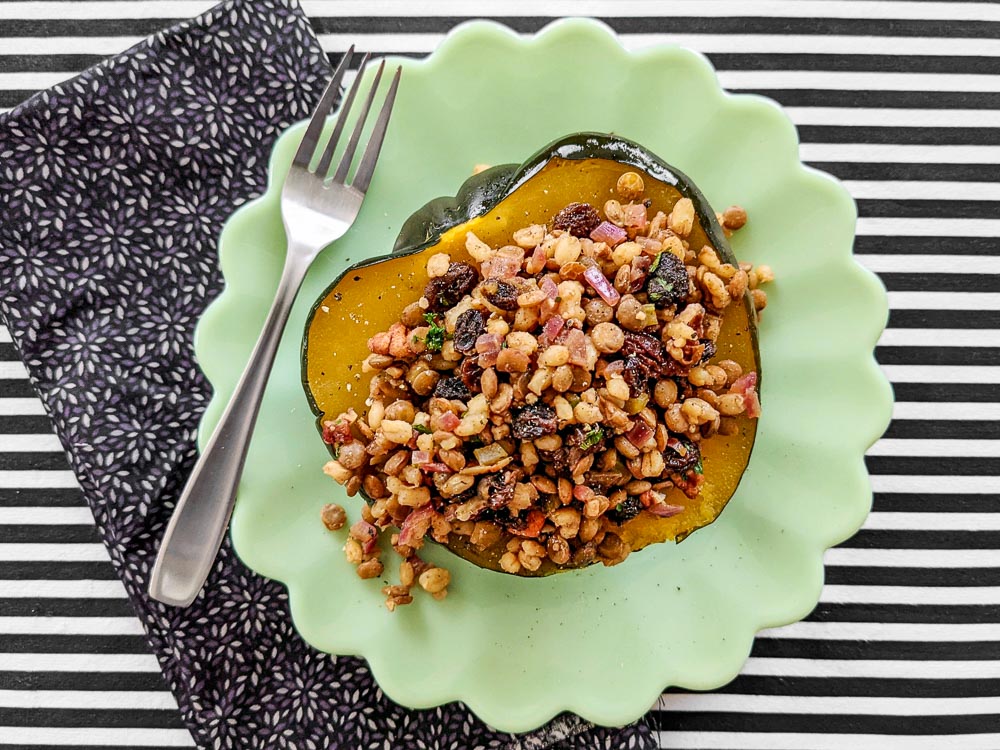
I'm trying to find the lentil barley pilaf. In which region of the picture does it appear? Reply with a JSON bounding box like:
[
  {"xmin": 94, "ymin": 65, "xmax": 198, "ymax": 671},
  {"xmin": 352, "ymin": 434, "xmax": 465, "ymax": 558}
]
[{"xmin": 320, "ymin": 170, "xmax": 772, "ymax": 610}]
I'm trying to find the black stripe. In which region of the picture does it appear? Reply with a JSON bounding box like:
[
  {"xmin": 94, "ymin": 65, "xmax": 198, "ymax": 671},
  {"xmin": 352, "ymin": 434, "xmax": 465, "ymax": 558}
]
[
  {"xmin": 884, "ymin": 420, "xmax": 1000, "ymax": 440},
  {"xmin": 877, "ymin": 347, "xmax": 1000, "ymax": 367},
  {"xmin": 837, "ymin": 164, "xmax": 1000, "ymax": 184},
  {"xmin": 889, "ymin": 310, "xmax": 1000, "ymax": 330},
  {"xmin": 0, "ymin": 488, "xmax": 83, "ymax": 506},
  {"xmin": 801, "ymin": 125, "xmax": 1000, "ymax": 146},
  {"xmin": 875, "ymin": 493, "xmax": 1000, "ymax": 512},
  {"xmin": 0, "ymin": 598, "xmax": 135, "ymax": 617},
  {"xmin": 810, "ymin": 602, "xmax": 1000, "ymax": 623},
  {"xmin": 841, "ymin": 530, "xmax": 1000, "ymax": 549},
  {"xmin": 751, "ymin": 638, "xmax": 997, "ymax": 661},
  {"xmin": 649, "ymin": 712, "xmax": 999, "ymax": 734},
  {"xmin": 867, "ymin": 455, "xmax": 1000, "ymax": 475},
  {"xmin": 0, "ymin": 561, "xmax": 116, "ymax": 579},
  {"xmin": 0, "ymin": 634, "xmax": 149, "ymax": 654},
  {"xmin": 670, "ymin": 675, "xmax": 1000, "ymax": 698},
  {"xmin": 0, "ymin": 380, "xmax": 37, "ymax": 398},
  {"xmin": 891, "ymin": 382, "xmax": 1000, "ymax": 402},
  {"xmin": 879, "ymin": 274, "xmax": 1000, "ymax": 293},
  {"xmin": 0, "ymin": 671, "xmax": 165, "ymax": 691},
  {"xmin": 0, "ymin": 344, "xmax": 18, "ymax": 360},
  {"xmin": 860, "ymin": 199, "xmax": 1000, "ymax": 219},
  {"xmin": 0, "ymin": 452, "xmax": 69, "ymax": 470},
  {"xmin": 0, "ymin": 90, "xmax": 36, "ymax": 108},
  {"xmin": 767, "ymin": 89, "xmax": 1000, "ymax": 109},
  {"xmin": 0, "ymin": 707, "xmax": 184, "ymax": 729},
  {"xmin": 827, "ymin": 566, "xmax": 1000, "ymax": 587},
  {"xmin": 0, "ymin": 416, "xmax": 57, "ymax": 434},
  {"xmin": 0, "ymin": 525, "xmax": 101, "ymax": 543}
]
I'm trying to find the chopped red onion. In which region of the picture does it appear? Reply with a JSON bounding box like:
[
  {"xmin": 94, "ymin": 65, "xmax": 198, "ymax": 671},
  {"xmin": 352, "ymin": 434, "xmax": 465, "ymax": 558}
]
[
  {"xmin": 583, "ymin": 266, "xmax": 621, "ymax": 306},
  {"xmin": 623, "ymin": 203, "xmax": 648, "ymax": 232},
  {"xmin": 439, "ymin": 411, "xmax": 461, "ymax": 432},
  {"xmin": 419, "ymin": 462, "xmax": 452, "ymax": 474},
  {"xmin": 397, "ymin": 505, "xmax": 435, "ymax": 548},
  {"xmin": 590, "ymin": 221, "xmax": 627, "ymax": 247},
  {"xmin": 540, "ymin": 276, "xmax": 559, "ymax": 299},
  {"xmin": 475, "ymin": 333, "xmax": 502, "ymax": 353},
  {"xmin": 565, "ymin": 328, "xmax": 588, "ymax": 366},
  {"xmin": 625, "ymin": 420, "xmax": 653, "ymax": 448},
  {"xmin": 648, "ymin": 502, "xmax": 685, "ymax": 518},
  {"xmin": 411, "ymin": 450, "xmax": 431, "ymax": 465}
]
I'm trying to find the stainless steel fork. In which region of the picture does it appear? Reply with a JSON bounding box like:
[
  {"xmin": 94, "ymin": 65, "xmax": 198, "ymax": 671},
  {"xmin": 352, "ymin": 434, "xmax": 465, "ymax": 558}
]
[{"xmin": 149, "ymin": 49, "xmax": 402, "ymax": 607}]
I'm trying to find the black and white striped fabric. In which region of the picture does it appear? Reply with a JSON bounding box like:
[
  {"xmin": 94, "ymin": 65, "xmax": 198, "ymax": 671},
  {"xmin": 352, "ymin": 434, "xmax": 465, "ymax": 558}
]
[{"xmin": 2, "ymin": 2, "xmax": 998, "ymax": 748}]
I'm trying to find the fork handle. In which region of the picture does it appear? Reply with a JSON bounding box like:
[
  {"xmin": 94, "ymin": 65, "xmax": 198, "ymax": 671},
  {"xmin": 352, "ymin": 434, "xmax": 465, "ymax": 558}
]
[{"xmin": 149, "ymin": 245, "xmax": 311, "ymax": 607}]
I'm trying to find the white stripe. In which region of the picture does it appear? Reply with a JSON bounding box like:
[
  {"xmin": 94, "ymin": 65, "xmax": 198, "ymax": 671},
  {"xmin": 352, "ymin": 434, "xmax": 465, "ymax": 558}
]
[
  {"xmin": 0, "ymin": 652, "xmax": 161, "ymax": 672},
  {"xmin": 0, "ymin": 579, "xmax": 127, "ymax": 598},
  {"xmin": 657, "ymin": 693, "xmax": 1000, "ymax": 715},
  {"xmin": 0, "ymin": 361, "xmax": 29, "ymax": 378},
  {"xmin": 871, "ymin": 475, "xmax": 1000, "ymax": 493},
  {"xmin": 0, "ymin": 434, "xmax": 63, "ymax": 451},
  {"xmin": 879, "ymin": 329, "xmax": 1000, "ymax": 347},
  {"xmin": 0, "ymin": 398, "xmax": 45, "ymax": 415},
  {"xmin": 0, "ymin": 543, "xmax": 108, "ymax": 562},
  {"xmin": 0, "ymin": 72, "xmax": 77, "ymax": 89},
  {"xmin": 0, "ymin": 327, "xmax": 11, "ymax": 344},
  {"xmin": 742, "ymin": 657, "xmax": 1000, "ymax": 678},
  {"xmin": 0, "ymin": 690, "xmax": 179, "ymax": 710},
  {"xmin": 656, "ymin": 732, "xmax": 1000, "ymax": 750},
  {"xmin": 0, "ymin": 36, "xmax": 147, "ymax": 55},
  {"xmin": 788, "ymin": 109, "xmax": 1000, "ymax": 128},
  {"xmin": 868, "ymin": 439, "xmax": 1000, "ymax": 457},
  {"xmin": 882, "ymin": 365, "xmax": 1000, "ymax": 383},
  {"xmin": 822, "ymin": 585, "xmax": 1000, "ymax": 605},
  {"xmin": 892, "ymin": 402, "xmax": 1000, "ymax": 421},
  {"xmin": 860, "ymin": 255, "xmax": 1000, "ymax": 275},
  {"xmin": 865, "ymin": 512, "xmax": 1000, "ymax": 531},
  {"xmin": 887, "ymin": 292, "xmax": 1000, "ymax": 311},
  {"xmin": 720, "ymin": 71, "xmax": 1000, "ymax": 92},
  {"xmin": 0, "ymin": 506, "xmax": 94, "ymax": 525},
  {"xmin": 3, "ymin": 0, "xmax": 999, "ymax": 21},
  {"xmin": 0, "ymin": 617, "xmax": 145, "ymax": 635},
  {"xmin": 0, "ymin": 470, "xmax": 78, "ymax": 488},
  {"xmin": 858, "ymin": 218, "xmax": 1000, "ymax": 237},
  {"xmin": 801, "ymin": 144, "xmax": 1000, "ymax": 164},
  {"xmin": 0, "ymin": 727, "xmax": 193, "ymax": 747},
  {"xmin": 846, "ymin": 180, "xmax": 1000, "ymax": 201},
  {"xmin": 826, "ymin": 548, "xmax": 1000, "ymax": 568},
  {"xmin": 759, "ymin": 620, "xmax": 1000, "ymax": 641}
]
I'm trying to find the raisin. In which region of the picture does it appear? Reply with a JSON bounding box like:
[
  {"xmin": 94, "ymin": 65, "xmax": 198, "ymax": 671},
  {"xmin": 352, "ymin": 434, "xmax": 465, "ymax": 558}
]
[
  {"xmin": 552, "ymin": 202, "xmax": 601, "ymax": 238},
  {"xmin": 433, "ymin": 376, "xmax": 472, "ymax": 402},
  {"xmin": 510, "ymin": 402, "xmax": 558, "ymax": 440},
  {"xmin": 699, "ymin": 338, "xmax": 717, "ymax": 364},
  {"xmin": 622, "ymin": 354, "xmax": 653, "ymax": 396},
  {"xmin": 480, "ymin": 278, "xmax": 519, "ymax": 311},
  {"xmin": 424, "ymin": 262, "xmax": 479, "ymax": 311},
  {"xmin": 459, "ymin": 357, "xmax": 484, "ymax": 393},
  {"xmin": 662, "ymin": 435, "xmax": 701, "ymax": 473},
  {"xmin": 538, "ymin": 448, "xmax": 573, "ymax": 475},
  {"xmin": 624, "ymin": 254, "xmax": 653, "ymax": 294},
  {"xmin": 453, "ymin": 309, "xmax": 485, "ymax": 354},
  {"xmin": 607, "ymin": 495, "xmax": 642, "ymax": 524},
  {"xmin": 646, "ymin": 252, "xmax": 689, "ymax": 308},
  {"xmin": 620, "ymin": 330, "xmax": 666, "ymax": 363},
  {"xmin": 483, "ymin": 472, "xmax": 516, "ymax": 509}
]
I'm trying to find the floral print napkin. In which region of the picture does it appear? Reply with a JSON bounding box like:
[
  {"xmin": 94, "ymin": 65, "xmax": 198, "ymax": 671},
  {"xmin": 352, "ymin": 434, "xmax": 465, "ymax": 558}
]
[{"xmin": 0, "ymin": 0, "xmax": 655, "ymax": 747}]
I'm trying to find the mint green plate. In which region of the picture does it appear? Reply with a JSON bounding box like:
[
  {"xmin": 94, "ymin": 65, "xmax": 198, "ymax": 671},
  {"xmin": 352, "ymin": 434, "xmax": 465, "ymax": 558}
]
[{"xmin": 196, "ymin": 19, "xmax": 892, "ymax": 733}]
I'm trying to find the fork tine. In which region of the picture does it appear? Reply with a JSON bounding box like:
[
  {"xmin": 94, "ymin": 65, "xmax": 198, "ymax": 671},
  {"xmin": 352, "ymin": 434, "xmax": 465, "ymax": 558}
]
[
  {"xmin": 292, "ymin": 45, "xmax": 354, "ymax": 170},
  {"xmin": 315, "ymin": 52, "xmax": 371, "ymax": 178},
  {"xmin": 331, "ymin": 59, "xmax": 386, "ymax": 184},
  {"xmin": 350, "ymin": 66, "xmax": 401, "ymax": 194}
]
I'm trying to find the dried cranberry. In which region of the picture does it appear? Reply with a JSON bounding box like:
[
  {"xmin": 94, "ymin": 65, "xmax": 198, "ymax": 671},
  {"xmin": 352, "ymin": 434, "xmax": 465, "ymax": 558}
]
[
  {"xmin": 321, "ymin": 420, "xmax": 352, "ymax": 446},
  {"xmin": 453, "ymin": 309, "xmax": 485, "ymax": 354},
  {"xmin": 552, "ymin": 202, "xmax": 601, "ymax": 237},
  {"xmin": 646, "ymin": 251, "xmax": 689, "ymax": 308},
  {"xmin": 510, "ymin": 402, "xmax": 558, "ymax": 439},
  {"xmin": 662, "ymin": 435, "xmax": 701, "ymax": 473},
  {"xmin": 480, "ymin": 278, "xmax": 519, "ymax": 311},
  {"xmin": 433, "ymin": 376, "xmax": 472, "ymax": 402},
  {"xmin": 459, "ymin": 357, "xmax": 484, "ymax": 393},
  {"xmin": 424, "ymin": 262, "xmax": 479, "ymax": 311},
  {"xmin": 607, "ymin": 495, "xmax": 642, "ymax": 524}
]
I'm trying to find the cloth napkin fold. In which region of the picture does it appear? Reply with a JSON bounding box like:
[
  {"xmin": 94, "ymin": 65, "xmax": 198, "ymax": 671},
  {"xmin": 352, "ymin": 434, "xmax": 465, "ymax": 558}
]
[{"xmin": 0, "ymin": 1, "xmax": 655, "ymax": 747}]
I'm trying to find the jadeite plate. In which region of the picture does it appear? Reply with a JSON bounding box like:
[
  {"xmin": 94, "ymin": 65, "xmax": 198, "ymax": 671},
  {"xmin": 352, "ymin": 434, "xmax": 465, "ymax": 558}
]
[{"xmin": 196, "ymin": 19, "xmax": 893, "ymax": 732}]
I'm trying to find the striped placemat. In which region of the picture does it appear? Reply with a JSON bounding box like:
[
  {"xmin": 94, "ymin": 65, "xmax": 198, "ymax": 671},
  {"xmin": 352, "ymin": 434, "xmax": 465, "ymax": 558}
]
[{"xmin": 1, "ymin": 2, "xmax": 998, "ymax": 748}]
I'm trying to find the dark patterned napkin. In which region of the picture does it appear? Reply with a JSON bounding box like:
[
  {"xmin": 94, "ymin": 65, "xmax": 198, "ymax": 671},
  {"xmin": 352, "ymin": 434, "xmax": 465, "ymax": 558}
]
[{"xmin": 0, "ymin": 1, "xmax": 654, "ymax": 747}]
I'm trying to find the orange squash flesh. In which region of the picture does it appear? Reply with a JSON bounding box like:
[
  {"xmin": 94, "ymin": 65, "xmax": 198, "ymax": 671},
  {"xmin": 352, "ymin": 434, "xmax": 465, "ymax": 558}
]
[{"xmin": 304, "ymin": 156, "xmax": 758, "ymax": 574}]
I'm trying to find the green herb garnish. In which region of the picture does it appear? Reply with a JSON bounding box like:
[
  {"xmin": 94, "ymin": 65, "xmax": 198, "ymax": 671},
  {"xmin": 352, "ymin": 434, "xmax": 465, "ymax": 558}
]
[
  {"xmin": 580, "ymin": 426, "xmax": 604, "ymax": 450},
  {"xmin": 421, "ymin": 313, "xmax": 446, "ymax": 353},
  {"xmin": 693, "ymin": 459, "xmax": 704, "ymax": 475},
  {"xmin": 413, "ymin": 424, "xmax": 433, "ymax": 435}
]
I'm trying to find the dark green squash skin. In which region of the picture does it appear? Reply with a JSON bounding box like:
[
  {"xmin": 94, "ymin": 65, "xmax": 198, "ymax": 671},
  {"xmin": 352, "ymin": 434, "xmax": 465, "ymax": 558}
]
[{"xmin": 302, "ymin": 132, "xmax": 760, "ymax": 516}]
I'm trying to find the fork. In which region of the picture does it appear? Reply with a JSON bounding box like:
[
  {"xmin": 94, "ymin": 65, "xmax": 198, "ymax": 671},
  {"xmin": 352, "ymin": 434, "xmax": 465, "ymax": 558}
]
[{"xmin": 149, "ymin": 48, "xmax": 402, "ymax": 608}]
